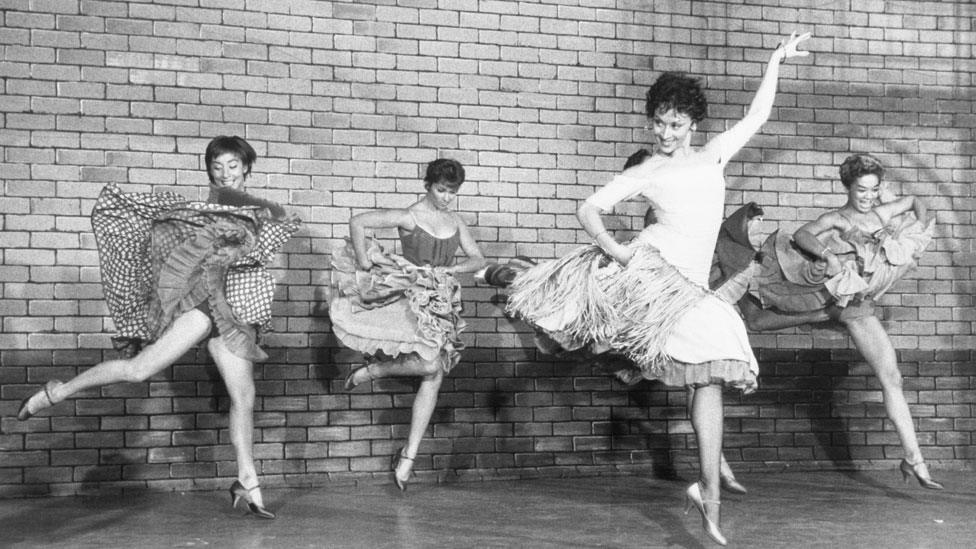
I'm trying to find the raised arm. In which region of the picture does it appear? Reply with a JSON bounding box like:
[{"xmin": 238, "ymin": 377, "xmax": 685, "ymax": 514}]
[
  {"xmin": 875, "ymin": 195, "xmax": 928, "ymax": 225},
  {"xmin": 445, "ymin": 216, "xmax": 486, "ymax": 274},
  {"xmin": 707, "ymin": 32, "xmax": 811, "ymax": 160},
  {"xmin": 349, "ymin": 209, "xmax": 410, "ymax": 270}
]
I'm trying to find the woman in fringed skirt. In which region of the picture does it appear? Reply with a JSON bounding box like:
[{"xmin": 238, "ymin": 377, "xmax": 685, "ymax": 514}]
[{"xmin": 506, "ymin": 33, "xmax": 811, "ymax": 546}]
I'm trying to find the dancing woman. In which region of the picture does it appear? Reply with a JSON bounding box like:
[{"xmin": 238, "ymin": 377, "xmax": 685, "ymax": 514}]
[
  {"xmin": 329, "ymin": 158, "xmax": 485, "ymax": 491},
  {"xmin": 726, "ymin": 153, "xmax": 941, "ymax": 489},
  {"xmin": 17, "ymin": 136, "xmax": 301, "ymax": 518},
  {"xmin": 506, "ymin": 33, "xmax": 810, "ymax": 545}
]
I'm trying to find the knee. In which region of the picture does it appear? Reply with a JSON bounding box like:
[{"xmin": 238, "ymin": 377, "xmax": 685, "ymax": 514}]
[
  {"xmin": 877, "ymin": 367, "xmax": 904, "ymax": 391},
  {"xmin": 120, "ymin": 358, "xmax": 154, "ymax": 383},
  {"xmin": 226, "ymin": 380, "xmax": 256, "ymax": 409},
  {"xmin": 421, "ymin": 365, "xmax": 444, "ymax": 384}
]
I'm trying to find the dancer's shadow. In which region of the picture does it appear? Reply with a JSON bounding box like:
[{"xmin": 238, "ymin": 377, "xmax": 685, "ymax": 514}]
[
  {"xmin": 311, "ymin": 283, "xmax": 344, "ymax": 392},
  {"xmin": 781, "ymin": 345, "xmax": 915, "ymax": 500}
]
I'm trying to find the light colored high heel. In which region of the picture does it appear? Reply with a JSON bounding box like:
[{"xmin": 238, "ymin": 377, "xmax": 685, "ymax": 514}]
[
  {"xmin": 229, "ymin": 480, "xmax": 276, "ymax": 519},
  {"xmin": 685, "ymin": 482, "xmax": 727, "ymax": 546},
  {"xmin": 899, "ymin": 459, "xmax": 944, "ymax": 490},
  {"xmin": 17, "ymin": 380, "xmax": 63, "ymax": 421}
]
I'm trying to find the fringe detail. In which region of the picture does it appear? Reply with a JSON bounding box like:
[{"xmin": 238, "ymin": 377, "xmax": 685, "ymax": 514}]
[
  {"xmin": 607, "ymin": 246, "xmax": 707, "ymax": 376},
  {"xmin": 506, "ymin": 243, "xmax": 707, "ymax": 378},
  {"xmin": 505, "ymin": 245, "xmax": 621, "ymax": 347}
]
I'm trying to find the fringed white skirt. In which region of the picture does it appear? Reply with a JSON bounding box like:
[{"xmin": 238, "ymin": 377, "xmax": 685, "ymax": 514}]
[{"xmin": 505, "ymin": 242, "xmax": 758, "ymax": 393}]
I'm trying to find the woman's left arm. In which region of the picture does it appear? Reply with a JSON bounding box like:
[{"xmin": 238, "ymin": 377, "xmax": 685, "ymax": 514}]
[
  {"xmin": 876, "ymin": 195, "xmax": 928, "ymax": 225},
  {"xmin": 707, "ymin": 32, "xmax": 811, "ymax": 160},
  {"xmin": 443, "ymin": 216, "xmax": 486, "ymax": 274}
]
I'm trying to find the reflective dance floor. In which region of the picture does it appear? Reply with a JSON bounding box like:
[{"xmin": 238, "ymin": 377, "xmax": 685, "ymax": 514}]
[{"xmin": 2, "ymin": 470, "xmax": 972, "ymax": 548}]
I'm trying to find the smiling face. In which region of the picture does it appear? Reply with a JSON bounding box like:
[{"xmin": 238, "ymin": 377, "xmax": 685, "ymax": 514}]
[
  {"xmin": 425, "ymin": 180, "xmax": 459, "ymax": 211},
  {"xmin": 208, "ymin": 152, "xmax": 248, "ymax": 191},
  {"xmin": 846, "ymin": 173, "xmax": 882, "ymax": 213},
  {"xmin": 649, "ymin": 107, "xmax": 696, "ymax": 157}
]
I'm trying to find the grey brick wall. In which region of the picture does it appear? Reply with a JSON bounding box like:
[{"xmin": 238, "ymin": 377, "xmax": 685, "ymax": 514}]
[{"xmin": 1, "ymin": 0, "xmax": 973, "ymax": 496}]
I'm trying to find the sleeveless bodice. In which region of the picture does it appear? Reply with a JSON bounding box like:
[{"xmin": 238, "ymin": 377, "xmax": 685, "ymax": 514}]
[{"xmin": 398, "ymin": 222, "xmax": 460, "ymax": 267}]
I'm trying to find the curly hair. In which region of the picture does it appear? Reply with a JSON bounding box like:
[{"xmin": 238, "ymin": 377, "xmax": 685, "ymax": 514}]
[
  {"xmin": 205, "ymin": 136, "xmax": 257, "ymax": 184},
  {"xmin": 424, "ymin": 158, "xmax": 465, "ymax": 190},
  {"xmin": 645, "ymin": 72, "xmax": 707, "ymax": 122},
  {"xmin": 839, "ymin": 153, "xmax": 884, "ymax": 188}
]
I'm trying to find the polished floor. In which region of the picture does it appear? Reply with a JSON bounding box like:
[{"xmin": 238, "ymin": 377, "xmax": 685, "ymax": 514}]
[{"xmin": 1, "ymin": 470, "xmax": 973, "ymax": 548}]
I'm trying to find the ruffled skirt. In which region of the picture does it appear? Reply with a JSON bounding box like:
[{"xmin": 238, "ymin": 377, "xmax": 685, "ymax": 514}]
[
  {"xmin": 505, "ymin": 243, "xmax": 758, "ymax": 393},
  {"xmin": 750, "ymin": 214, "xmax": 934, "ymax": 312},
  {"xmin": 328, "ymin": 240, "xmax": 466, "ymax": 372},
  {"xmin": 92, "ymin": 183, "xmax": 299, "ymax": 361}
]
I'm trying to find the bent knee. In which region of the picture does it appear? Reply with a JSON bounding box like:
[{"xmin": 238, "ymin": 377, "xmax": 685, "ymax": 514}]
[
  {"xmin": 878, "ymin": 369, "xmax": 904, "ymax": 390},
  {"xmin": 120, "ymin": 359, "xmax": 155, "ymax": 383},
  {"xmin": 421, "ymin": 363, "xmax": 444, "ymax": 381}
]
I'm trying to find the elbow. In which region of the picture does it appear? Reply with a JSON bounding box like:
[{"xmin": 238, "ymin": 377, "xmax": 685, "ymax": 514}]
[{"xmin": 577, "ymin": 202, "xmax": 597, "ymax": 224}]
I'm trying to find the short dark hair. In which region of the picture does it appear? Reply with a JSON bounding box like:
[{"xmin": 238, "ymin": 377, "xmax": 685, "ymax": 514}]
[
  {"xmin": 645, "ymin": 72, "xmax": 707, "ymax": 122},
  {"xmin": 205, "ymin": 136, "xmax": 257, "ymax": 184},
  {"xmin": 839, "ymin": 153, "xmax": 884, "ymax": 188},
  {"xmin": 624, "ymin": 148, "xmax": 652, "ymax": 170},
  {"xmin": 424, "ymin": 158, "xmax": 465, "ymax": 190}
]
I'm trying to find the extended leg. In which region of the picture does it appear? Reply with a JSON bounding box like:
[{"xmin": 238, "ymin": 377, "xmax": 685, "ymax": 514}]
[
  {"xmin": 19, "ymin": 310, "xmax": 210, "ymax": 419},
  {"xmin": 844, "ymin": 315, "xmax": 921, "ymax": 462}
]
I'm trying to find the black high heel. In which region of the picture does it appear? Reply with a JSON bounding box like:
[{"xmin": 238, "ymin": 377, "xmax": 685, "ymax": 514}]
[
  {"xmin": 900, "ymin": 459, "xmax": 944, "ymax": 490},
  {"xmin": 343, "ymin": 364, "xmax": 373, "ymax": 391},
  {"xmin": 229, "ymin": 480, "xmax": 276, "ymax": 519},
  {"xmin": 17, "ymin": 380, "xmax": 63, "ymax": 421},
  {"xmin": 684, "ymin": 482, "xmax": 727, "ymax": 546},
  {"xmin": 719, "ymin": 473, "xmax": 748, "ymax": 495},
  {"xmin": 390, "ymin": 447, "xmax": 414, "ymax": 492}
]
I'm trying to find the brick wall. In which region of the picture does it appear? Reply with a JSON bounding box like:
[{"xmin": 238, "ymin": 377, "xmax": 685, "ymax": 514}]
[{"xmin": 1, "ymin": 0, "xmax": 973, "ymax": 496}]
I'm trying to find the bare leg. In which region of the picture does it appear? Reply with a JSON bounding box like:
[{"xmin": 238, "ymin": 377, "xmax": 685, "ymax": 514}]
[
  {"xmin": 687, "ymin": 387, "xmax": 743, "ymax": 493},
  {"xmin": 691, "ymin": 384, "xmax": 724, "ymax": 515},
  {"xmin": 208, "ymin": 336, "xmax": 264, "ymax": 507},
  {"xmin": 844, "ymin": 315, "xmax": 923, "ymax": 463},
  {"xmin": 21, "ymin": 310, "xmax": 210, "ymax": 417},
  {"xmin": 347, "ymin": 353, "xmax": 446, "ymax": 483},
  {"xmin": 350, "ymin": 353, "xmax": 438, "ymax": 382},
  {"xmin": 396, "ymin": 368, "xmax": 444, "ymax": 482}
]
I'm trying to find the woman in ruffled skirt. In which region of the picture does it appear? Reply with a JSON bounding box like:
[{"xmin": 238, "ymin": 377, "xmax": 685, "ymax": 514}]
[
  {"xmin": 506, "ymin": 33, "xmax": 811, "ymax": 546},
  {"xmin": 17, "ymin": 136, "xmax": 300, "ymax": 518},
  {"xmin": 329, "ymin": 158, "xmax": 485, "ymax": 490},
  {"xmin": 721, "ymin": 153, "xmax": 942, "ymax": 489}
]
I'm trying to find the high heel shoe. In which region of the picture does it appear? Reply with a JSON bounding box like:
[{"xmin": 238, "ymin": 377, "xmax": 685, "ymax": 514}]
[
  {"xmin": 390, "ymin": 447, "xmax": 414, "ymax": 492},
  {"xmin": 719, "ymin": 472, "xmax": 748, "ymax": 495},
  {"xmin": 17, "ymin": 380, "xmax": 63, "ymax": 421},
  {"xmin": 684, "ymin": 482, "xmax": 727, "ymax": 546},
  {"xmin": 899, "ymin": 459, "xmax": 944, "ymax": 490},
  {"xmin": 229, "ymin": 480, "xmax": 276, "ymax": 519},
  {"xmin": 343, "ymin": 364, "xmax": 373, "ymax": 391}
]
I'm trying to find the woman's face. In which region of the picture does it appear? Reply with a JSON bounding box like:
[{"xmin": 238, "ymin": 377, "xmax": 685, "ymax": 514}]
[
  {"xmin": 209, "ymin": 152, "xmax": 248, "ymax": 191},
  {"xmin": 426, "ymin": 180, "xmax": 458, "ymax": 211},
  {"xmin": 846, "ymin": 173, "xmax": 881, "ymax": 213},
  {"xmin": 649, "ymin": 107, "xmax": 696, "ymax": 157}
]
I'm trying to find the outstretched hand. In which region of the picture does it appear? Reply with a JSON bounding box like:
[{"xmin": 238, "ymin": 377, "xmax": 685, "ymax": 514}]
[{"xmin": 778, "ymin": 31, "xmax": 811, "ymax": 60}]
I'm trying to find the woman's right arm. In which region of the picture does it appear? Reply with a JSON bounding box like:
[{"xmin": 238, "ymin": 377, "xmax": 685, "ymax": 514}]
[
  {"xmin": 793, "ymin": 211, "xmax": 844, "ymax": 276},
  {"xmin": 577, "ymin": 168, "xmax": 649, "ymax": 266},
  {"xmin": 349, "ymin": 209, "xmax": 408, "ymax": 270},
  {"xmin": 578, "ymin": 202, "xmax": 634, "ymax": 265}
]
